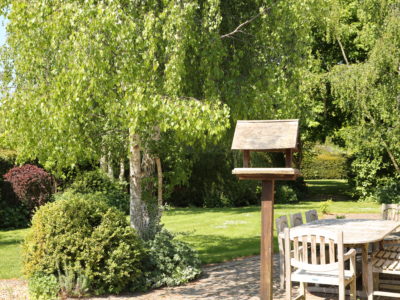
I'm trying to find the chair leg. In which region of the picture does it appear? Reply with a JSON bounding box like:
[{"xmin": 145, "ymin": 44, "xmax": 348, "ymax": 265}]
[
  {"xmin": 300, "ymin": 282, "xmax": 307, "ymax": 299},
  {"xmin": 338, "ymin": 283, "xmax": 345, "ymax": 300},
  {"xmin": 285, "ymin": 277, "xmax": 292, "ymax": 300},
  {"xmin": 350, "ymin": 279, "xmax": 356, "ymax": 300},
  {"xmin": 279, "ymin": 250, "xmax": 285, "ymax": 289}
]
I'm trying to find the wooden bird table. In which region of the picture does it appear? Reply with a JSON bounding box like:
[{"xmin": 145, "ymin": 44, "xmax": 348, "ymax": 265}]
[{"xmin": 231, "ymin": 120, "xmax": 301, "ymax": 300}]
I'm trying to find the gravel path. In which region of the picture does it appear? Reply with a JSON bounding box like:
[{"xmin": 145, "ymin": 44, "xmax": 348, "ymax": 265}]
[{"xmin": 0, "ymin": 213, "xmax": 381, "ymax": 300}]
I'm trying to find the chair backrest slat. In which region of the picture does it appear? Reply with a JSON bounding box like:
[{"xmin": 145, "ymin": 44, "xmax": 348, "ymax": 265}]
[
  {"xmin": 311, "ymin": 235, "xmax": 317, "ymax": 264},
  {"xmin": 329, "ymin": 239, "xmax": 335, "ymax": 264},
  {"xmin": 290, "ymin": 212, "xmax": 303, "ymax": 227},
  {"xmin": 276, "ymin": 215, "xmax": 289, "ymax": 234},
  {"xmin": 320, "ymin": 236, "xmax": 326, "ymax": 264},
  {"xmin": 302, "ymin": 235, "xmax": 308, "ymax": 263},
  {"xmin": 382, "ymin": 204, "xmax": 400, "ymax": 221},
  {"xmin": 305, "ymin": 209, "xmax": 318, "ymax": 223},
  {"xmin": 285, "ymin": 227, "xmax": 343, "ymax": 273},
  {"xmin": 294, "ymin": 237, "xmax": 299, "ymax": 261}
]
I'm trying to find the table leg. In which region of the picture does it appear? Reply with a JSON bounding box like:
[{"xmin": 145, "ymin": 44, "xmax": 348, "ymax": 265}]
[{"xmin": 361, "ymin": 243, "xmax": 373, "ymax": 300}]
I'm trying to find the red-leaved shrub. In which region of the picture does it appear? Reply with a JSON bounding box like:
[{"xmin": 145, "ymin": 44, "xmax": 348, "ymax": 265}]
[{"xmin": 4, "ymin": 164, "xmax": 53, "ymax": 213}]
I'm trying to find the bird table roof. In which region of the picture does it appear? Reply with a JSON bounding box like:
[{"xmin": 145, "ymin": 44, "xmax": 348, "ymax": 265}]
[{"xmin": 231, "ymin": 119, "xmax": 299, "ymax": 151}]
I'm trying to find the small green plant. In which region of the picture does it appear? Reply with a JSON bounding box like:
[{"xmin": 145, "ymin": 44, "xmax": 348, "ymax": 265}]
[
  {"xmin": 143, "ymin": 228, "xmax": 202, "ymax": 289},
  {"xmin": 336, "ymin": 215, "xmax": 346, "ymax": 219},
  {"xmin": 58, "ymin": 264, "xmax": 89, "ymax": 298},
  {"xmin": 28, "ymin": 273, "xmax": 60, "ymax": 300},
  {"xmin": 319, "ymin": 199, "xmax": 333, "ymax": 215}
]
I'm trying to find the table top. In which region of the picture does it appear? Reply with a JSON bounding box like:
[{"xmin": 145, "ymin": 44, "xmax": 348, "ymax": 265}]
[{"xmin": 290, "ymin": 219, "xmax": 400, "ymax": 244}]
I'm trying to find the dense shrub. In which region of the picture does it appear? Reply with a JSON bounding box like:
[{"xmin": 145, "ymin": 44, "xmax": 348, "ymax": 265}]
[
  {"xmin": 301, "ymin": 153, "xmax": 347, "ymax": 179},
  {"xmin": 374, "ymin": 180, "xmax": 400, "ymax": 204},
  {"xmin": 168, "ymin": 149, "xmax": 259, "ymax": 207},
  {"xmin": 68, "ymin": 170, "xmax": 129, "ymax": 213},
  {"xmin": 23, "ymin": 193, "xmax": 144, "ymax": 296},
  {"xmin": 275, "ymin": 185, "xmax": 298, "ymax": 203},
  {"xmin": 3, "ymin": 164, "xmax": 53, "ymax": 213},
  {"xmin": 143, "ymin": 229, "xmax": 201, "ymax": 288}
]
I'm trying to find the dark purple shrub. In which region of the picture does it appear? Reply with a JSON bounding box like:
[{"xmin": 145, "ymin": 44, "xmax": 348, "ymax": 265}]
[{"xmin": 4, "ymin": 164, "xmax": 53, "ymax": 213}]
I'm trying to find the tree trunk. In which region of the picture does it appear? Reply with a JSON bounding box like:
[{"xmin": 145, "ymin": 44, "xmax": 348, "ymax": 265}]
[
  {"xmin": 107, "ymin": 151, "xmax": 114, "ymax": 179},
  {"xmin": 129, "ymin": 132, "xmax": 149, "ymax": 238},
  {"xmin": 155, "ymin": 157, "xmax": 163, "ymax": 207},
  {"xmin": 119, "ymin": 158, "xmax": 125, "ymax": 182},
  {"xmin": 100, "ymin": 155, "xmax": 107, "ymax": 173}
]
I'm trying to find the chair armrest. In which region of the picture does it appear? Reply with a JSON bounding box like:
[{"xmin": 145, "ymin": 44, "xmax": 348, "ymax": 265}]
[{"xmin": 344, "ymin": 248, "xmax": 356, "ymax": 261}]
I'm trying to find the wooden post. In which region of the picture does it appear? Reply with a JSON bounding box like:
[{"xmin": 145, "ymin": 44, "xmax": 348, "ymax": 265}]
[
  {"xmin": 261, "ymin": 180, "xmax": 275, "ymax": 300},
  {"xmin": 243, "ymin": 150, "xmax": 250, "ymax": 168},
  {"xmin": 285, "ymin": 149, "xmax": 292, "ymax": 168}
]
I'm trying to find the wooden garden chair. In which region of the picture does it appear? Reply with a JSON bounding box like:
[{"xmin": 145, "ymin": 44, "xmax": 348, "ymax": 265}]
[
  {"xmin": 305, "ymin": 210, "xmax": 318, "ymax": 223},
  {"xmin": 290, "ymin": 212, "xmax": 303, "ymax": 227},
  {"xmin": 276, "ymin": 215, "xmax": 290, "ymax": 289},
  {"xmin": 284, "ymin": 228, "xmax": 356, "ymax": 300},
  {"xmin": 381, "ymin": 204, "xmax": 400, "ymax": 245},
  {"xmin": 371, "ymin": 248, "xmax": 400, "ymax": 298}
]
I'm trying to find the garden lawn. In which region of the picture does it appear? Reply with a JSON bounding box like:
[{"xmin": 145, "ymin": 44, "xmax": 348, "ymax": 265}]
[
  {"xmin": 0, "ymin": 229, "xmax": 28, "ymax": 279},
  {"xmin": 161, "ymin": 200, "xmax": 380, "ymax": 264}
]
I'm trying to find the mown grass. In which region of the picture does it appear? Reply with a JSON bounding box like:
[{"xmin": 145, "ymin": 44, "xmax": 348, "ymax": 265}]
[
  {"xmin": 0, "ymin": 179, "xmax": 380, "ymax": 278},
  {"xmin": 162, "ymin": 200, "xmax": 380, "ymax": 264},
  {"xmin": 0, "ymin": 229, "xmax": 28, "ymax": 279}
]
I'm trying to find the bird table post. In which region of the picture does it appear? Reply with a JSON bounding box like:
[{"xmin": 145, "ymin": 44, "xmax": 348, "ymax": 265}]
[{"xmin": 231, "ymin": 120, "xmax": 300, "ymax": 300}]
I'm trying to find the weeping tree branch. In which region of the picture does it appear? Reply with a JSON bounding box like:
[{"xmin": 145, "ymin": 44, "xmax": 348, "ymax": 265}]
[
  {"xmin": 220, "ymin": 13, "xmax": 261, "ymax": 39},
  {"xmin": 337, "ymin": 37, "xmax": 349, "ymax": 65}
]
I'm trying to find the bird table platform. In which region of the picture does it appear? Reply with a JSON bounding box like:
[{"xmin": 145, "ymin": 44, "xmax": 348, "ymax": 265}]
[{"xmin": 231, "ymin": 119, "xmax": 301, "ymax": 300}]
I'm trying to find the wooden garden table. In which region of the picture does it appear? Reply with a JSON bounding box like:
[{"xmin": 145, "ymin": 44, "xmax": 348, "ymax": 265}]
[{"xmin": 290, "ymin": 219, "xmax": 400, "ymax": 299}]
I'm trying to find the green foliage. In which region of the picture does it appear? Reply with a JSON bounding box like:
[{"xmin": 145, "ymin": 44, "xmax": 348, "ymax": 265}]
[
  {"xmin": 302, "ymin": 153, "xmax": 347, "ymax": 179},
  {"xmin": 57, "ymin": 265, "xmax": 89, "ymax": 298},
  {"xmin": 23, "ymin": 193, "xmax": 144, "ymax": 296},
  {"xmin": 68, "ymin": 170, "xmax": 129, "ymax": 214},
  {"xmin": 167, "ymin": 147, "xmax": 258, "ymax": 208},
  {"xmin": 143, "ymin": 229, "xmax": 201, "ymax": 289},
  {"xmin": 275, "ymin": 185, "xmax": 298, "ymax": 204},
  {"xmin": 374, "ymin": 179, "xmax": 400, "ymax": 204},
  {"xmin": 28, "ymin": 273, "xmax": 60, "ymax": 300},
  {"xmin": 319, "ymin": 199, "xmax": 333, "ymax": 215}
]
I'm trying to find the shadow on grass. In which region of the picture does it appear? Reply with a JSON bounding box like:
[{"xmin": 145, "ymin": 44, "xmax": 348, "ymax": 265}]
[
  {"xmin": 165, "ymin": 206, "xmax": 260, "ymax": 216},
  {"xmin": 182, "ymin": 234, "xmax": 280, "ymax": 264}
]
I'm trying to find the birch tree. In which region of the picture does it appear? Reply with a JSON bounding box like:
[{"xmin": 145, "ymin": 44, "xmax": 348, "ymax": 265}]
[{"xmin": 0, "ymin": 0, "xmax": 229, "ymax": 238}]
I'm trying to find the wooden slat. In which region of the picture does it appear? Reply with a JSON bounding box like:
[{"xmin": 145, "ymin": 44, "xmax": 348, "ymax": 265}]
[
  {"xmin": 329, "ymin": 239, "xmax": 335, "ymax": 264},
  {"xmin": 302, "ymin": 235, "xmax": 308, "ymax": 264},
  {"xmin": 294, "ymin": 237, "xmax": 299, "ymax": 261},
  {"xmin": 320, "ymin": 236, "xmax": 326, "ymax": 265},
  {"xmin": 311, "ymin": 235, "xmax": 317, "ymax": 264}
]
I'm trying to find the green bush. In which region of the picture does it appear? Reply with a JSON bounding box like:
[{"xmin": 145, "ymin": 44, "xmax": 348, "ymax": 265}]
[
  {"xmin": 143, "ymin": 229, "xmax": 201, "ymax": 289},
  {"xmin": 68, "ymin": 170, "xmax": 129, "ymax": 214},
  {"xmin": 23, "ymin": 193, "xmax": 144, "ymax": 296},
  {"xmin": 0, "ymin": 177, "xmax": 30, "ymax": 229},
  {"xmin": 28, "ymin": 273, "xmax": 60, "ymax": 300},
  {"xmin": 302, "ymin": 153, "xmax": 347, "ymax": 179},
  {"xmin": 275, "ymin": 185, "xmax": 298, "ymax": 203},
  {"xmin": 374, "ymin": 180, "xmax": 400, "ymax": 204}
]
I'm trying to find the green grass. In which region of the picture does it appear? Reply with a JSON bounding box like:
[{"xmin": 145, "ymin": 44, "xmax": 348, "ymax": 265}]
[
  {"xmin": 0, "ymin": 179, "xmax": 381, "ymax": 278},
  {"xmin": 305, "ymin": 179, "xmax": 353, "ymax": 201},
  {"xmin": 0, "ymin": 229, "xmax": 28, "ymax": 279},
  {"xmin": 162, "ymin": 200, "xmax": 380, "ymax": 264}
]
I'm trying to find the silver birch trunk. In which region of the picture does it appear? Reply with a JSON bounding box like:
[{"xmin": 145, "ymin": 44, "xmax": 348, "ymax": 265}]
[
  {"xmin": 100, "ymin": 155, "xmax": 107, "ymax": 173},
  {"xmin": 129, "ymin": 132, "xmax": 149, "ymax": 238},
  {"xmin": 107, "ymin": 151, "xmax": 114, "ymax": 179},
  {"xmin": 119, "ymin": 158, "xmax": 125, "ymax": 182},
  {"xmin": 155, "ymin": 157, "xmax": 163, "ymax": 207}
]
